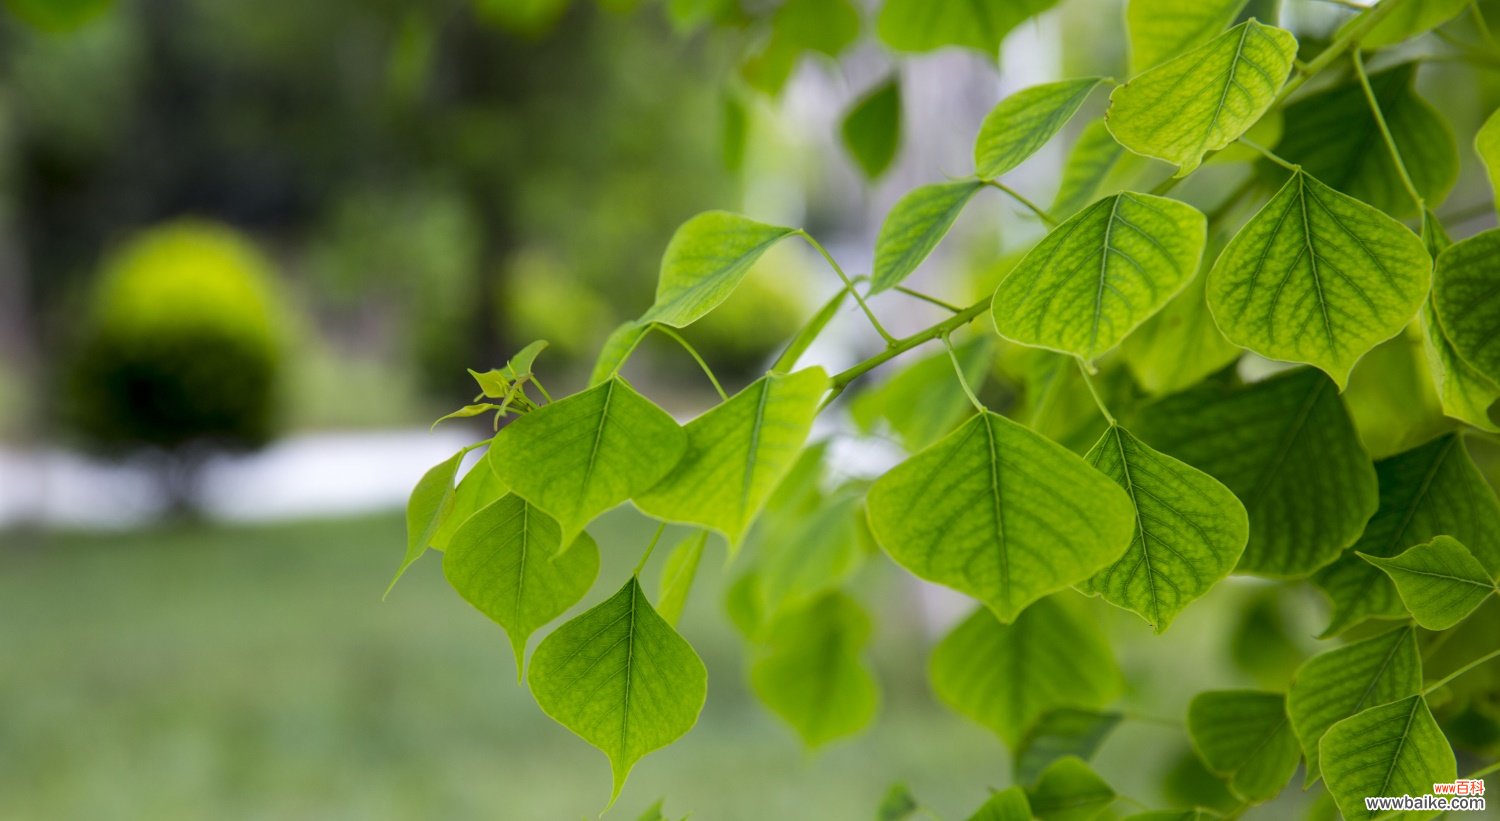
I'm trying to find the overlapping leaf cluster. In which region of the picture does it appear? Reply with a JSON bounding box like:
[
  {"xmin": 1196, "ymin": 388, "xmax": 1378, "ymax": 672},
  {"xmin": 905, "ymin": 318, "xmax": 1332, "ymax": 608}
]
[{"xmin": 395, "ymin": 0, "xmax": 1500, "ymax": 816}]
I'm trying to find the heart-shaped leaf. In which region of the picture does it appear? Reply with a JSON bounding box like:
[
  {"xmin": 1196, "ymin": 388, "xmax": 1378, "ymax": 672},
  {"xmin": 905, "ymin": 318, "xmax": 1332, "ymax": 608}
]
[
  {"xmin": 389, "ymin": 448, "xmax": 467, "ymax": 594},
  {"xmin": 871, "ymin": 180, "xmax": 985, "ymax": 293},
  {"xmin": 1320, "ymin": 696, "xmax": 1456, "ymax": 820},
  {"xmin": 1361, "ymin": 536, "xmax": 1496, "ymax": 630},
  {"xmin": 643, "ymin": 211, "xmax": 796, "ymax": 328},
  {"xmin": 1188, "ymin": 690, "xmax": 1300, "ymax": 803},
  {"xmin": 1126, "ymin": 0, "xmax": 1248, "ymax": 73},
  {"xmin": 1433, "ymin": 229, "xmax": 1500, "ymax": 384},
  {"xmin": 842, "ymin": 77, "xmax": 902, "ymax": 180},
  {"xmin": 750, "ymin": 591, "xmax": 878, "ymax": 748},
  {"xmin": 974, "ymin": 78, "xmax": 1106, "ymax": 179}
]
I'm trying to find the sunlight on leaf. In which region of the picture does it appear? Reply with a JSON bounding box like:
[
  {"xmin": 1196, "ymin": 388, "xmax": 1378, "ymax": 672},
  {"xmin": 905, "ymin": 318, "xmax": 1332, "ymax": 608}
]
[
  {"xmin": 1126, "ymin": 0, "xmax": 1247, "ymax": 74},
  {"xmin": 974, "ymin": 78, "xmax": 1106, "ymax": 179},
  {"xmin": 643, "ymin": 212, "xmax": 796, "ymax": 328},
  {"xmin": 871, "ymin": 180, "xmax": 985, "ymax": 293}
]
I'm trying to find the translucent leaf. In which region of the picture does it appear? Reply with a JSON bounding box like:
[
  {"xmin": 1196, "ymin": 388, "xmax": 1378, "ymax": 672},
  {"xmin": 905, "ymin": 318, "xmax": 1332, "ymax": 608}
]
[
  {"xmin": 528, "ymin": 577, "xmax": 708, "ymax": 805},
  {"xmin": 1287, "ymin": 625, "xmax": 1421, "ymax": 786},
  {"xmin": 389, "ymin": 448, "xmax": 466, "ymax": 594},
  {"xmin": 1319, "ymin": 696, "xmax": 1456, "ymax": 820},
  {"xmin": 431, "ymin": 458, "xmax": 508, "ymax": 550},
  {"xmin": 992, "ymin": 192, "xmax": 1206, "ymax": 360},
  {"xmin": 432, "ymin": 403, "xmax": 500, "ymax": 427},
  {"xmin": 1432, "ymin": 229, "xmax": 1500, "ymax": 384},
  {"xmin": 1013, "ymin": 709, "xmax": 1123, "ymax": 784},
  {"xmin": 503, "ymin": 339, "xmax": 549, "ymax": 380},
  {"xmin": 489, "ymin": 378, "xmax": 687, "ymax": 546},
  {"xmin": 656, "ymin": 531, "xmax": 707, "ymax": 628},
  {"xmin": 850, "ymin": 335, "xmax": 994, "ymax": 453},
  {"xmin": 756, "ymin": 485, "xmax": 865, "ymax": 618},
  {"xmin": 1272, "ymin": 63, "xmax": 1458, "ymax": 219},
  {"xmin": 1187, "ymin": 690, "xmax": 1300, "ymax": 803},
  {"xmin": 974, "ymin": 78, "xmax": 1106, "ymax": 179},
  {"xmin": 635, "ymin": 368, "xmax": 826, "ymax": 547},
  {"xmin": 1361, "ymin": 536, "xmax": 1497, "ymax": 631},
  {"xmin": 1025, "ymin": 756, "xmax": 1116, "ymax": 821},
  {"xmin": 870, "ymin": 180, "xmax": 985, "ymax": 294},
  {"xmin": 750, "ymin": 592, "xmax": 878, "ymax": 748},
  {"xmin": 842, "ymin": 77, "xmax": 902, "ymax": 180},
  {"xmin": 1051, "ymin": 120, "xmax": 1126, "ymax": 219},
  {"xmin": 1120, "ymin": 268, "xmax": 1241, "ymax": 396},
  {"xmin": 1134, "ymin": 367, "xmax": 1377, "ymax": 578},
  {"xmin": 1338, "ymin": 0, "xmax": 1469, "ymax": 48},
  {"xmin": 1105, "ymin": 21, "xmax": 1297, "ymax": 175},
  {"xmin": 1126, "ymin": 0, "xmax": 1248, "ymax": 73},
  {"xmin": 876, "ymin": 0, "xmax": 1059, "ymax": 56},
  {"xmin": 643, "ymin": 212, "xmax": 796, "ymax": 328},
  {"xmin": 965, "ymin": 786, "xmax": 1031, "ymax": 821},
  {"xmin": 1313, "ymin": 434, "xmax": 1500, "ymax": 636},
  {"xmin": 929, "ymin": 598, "xmax": 1122, "ymax": 747},
  {"xmin": 589, "ymin": 321, "xmax": 650, "ymax": 387},
  {"xmin": 867, "ymin": 412, "xmax": 1134, "ymax": 622},
  {"xmin": 1079, "ymin": 425, "xmax": 1248, "ymax": 632},
  {"xmin": 443, "ymin": 495, "xmax": 600, "ymax": 671},
  {"xmin": 1206, "ymin": 170, "xmax": 1431, "ymax": 388},
  {"xmin": 1478, "ymin": 108, "xmax": 1500, "ymax": 217}
]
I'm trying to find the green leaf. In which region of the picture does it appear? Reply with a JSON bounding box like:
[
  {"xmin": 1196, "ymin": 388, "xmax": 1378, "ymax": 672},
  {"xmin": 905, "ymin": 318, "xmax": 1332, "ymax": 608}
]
[
  {"xmin": 1421, "ymin": 299, "xmax": 1500, "ymax": 433},
  {"xmin": 431, "ymin": 458, "xmax": 509, "ymax": 550},
  {"xmin": 1206, "ymin": 170, "xmax": 1432, "ymax": 388},
  {"xmin": 851, "ymin": 335, "xmax": 994, "ymax": 453},
  {"xmin": 1360, "ymin": 536, "xmax": 1497, "ymax": 631},
  {"xmin": 876, "ymin": 0, "xmax": 1059, "ymax": 56},
  {"xmin": 1339, "ymin": 0, "xmax": 1470, "ymax": 48},
  {"xmin": 929, "ymin": 597, "xmax": 1122, "ymax": 747},
  {"xmin": 389, "ymin": 448, "xmax": 467, "ymax": 594},
  {"xmin": 489, "ymin": 378, "xmax": 687, "ymax": 546},
  {"xmin": 750, "ymin": 591, "xmax": 879, "ymax": 748},
  {"xmin": 867, "ymin": 411, "xmax": 1134, "ymax": 622},
  {"xmin": 1287, "ymin": 625, "xmax": 1422, "ymax": 786},
  {"xmin": 589, "ymin": 321, "xmax": 650, "ymax": 387},
  {"xmin": 1433, "ymin": 229, "xmax": 1500, "ymax": 384},
  {"xmin": 656, "ymin": 531, "xmax": 707, "ymax": 628},
  {"xmin": 503, "ymin": 339, "xmax": 549, "ymax": 380},
  {"xmin": 642, "ymin": 212, "xmax": 797, "ymax": 328},
  {"xmin": 1313, "ymin": 434, "xmax": 1500, "ymax": 636},
  {"xmin": 756, "ymin": 484, "xmax": 865, "ymax": 618},
  {"xmin": 443, "ymin": 495, "xmax": 600, "ymax": 671},
  {"xmin": 992, "ymin": 192, "xmax": 1206, "ymax": 360},
  {"xmin": 965, "ymin": 786, "xmax": 1031, "ymax": 821},
  {"xmin": 1126, "ymin": 0, "xmax": 1248, "ymax": 73},
  {"xmin": 528, "ymin": 577, "xmax": 708, "ymax": 805},
  {"xmin": 1025, "ymin": 756, "xmax": 1116, "ymax": 821},
  {"xmin": 1187, "ymin": 690, "xmax": 1300, "ymax": 803},
  {"xmin": 1319, "ymin": 695, "xmax": 1457, "ymax": 820},
  {"xmin": 1051, "ymin": 120, "xmax": 1126, "ymax": 219},
  {"xmin": 878, "ymin": 783, "xmax": 922, "ymax": 821},
  {"xmin": 842, "ymin": 77, "xmax": 903, "ymax": 180},
  {"xmin": 1120, "ymin": 267, "xmax": 1241, "ymax": 396},
  {"xmin": 1014, "ymin": 709, "xmax": 1123, "ymax": 784},
  {"xmin": 635, "ymin": 368, "xmax": 826, "ymax": 547},
  {"xmin": 870, "ymin": 180, "xmax": 985, "ymax": 294},
  {"xmin": 740, "ymin": 0, "xmax": 860, "ymax": 95},
  {"xmin": 1105, "ymin": 21, "xmax": 1297, "ymax": 175},
  {"xmin": 432, "ymin": 403, "xmax": 500, "ymax": 428},
  {"xmin": 1122, "ymin": 811, "xmax": 1220, "ymax": 821},
  {"xmin": 3, "ymin": 0, "xmax": 113, "ymax": 32},
  {"xmin": 1080, "ymin": 425, "xmax": 1248, "ymax": 632},
  {"xmin": 974, "ymin": 78, "xmax": 1106, "ymax": 179},
  {"xmin": 1272, "ymin": 63, "xmax": 1458, "ymax": 219},
  {"xmin": 1134, "ymin": 367, "xmax": 1378, "ymax": 578},
  {"xmin": 1478, "ymin": 108, "xmax": 1500, "ymax": 216}
]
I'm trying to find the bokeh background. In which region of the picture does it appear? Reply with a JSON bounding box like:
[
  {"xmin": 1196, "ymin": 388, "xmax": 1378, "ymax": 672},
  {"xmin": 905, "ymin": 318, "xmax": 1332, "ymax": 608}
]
[{"xmin": 2, "ymin": 0, "xmax": 1499, "ymax": 818}]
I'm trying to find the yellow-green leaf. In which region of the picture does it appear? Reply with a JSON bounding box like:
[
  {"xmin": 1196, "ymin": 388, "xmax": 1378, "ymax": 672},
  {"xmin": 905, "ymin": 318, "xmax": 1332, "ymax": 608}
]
[
  {"xmin": 876, "ymin": 0, "xmax": 1058, "ymax": 55},
  {"xmin": 750, "ymin": 591, "xmax": 878, "ymax": 748},
  {"xmin": 1126, "ymin": 0, "xmax": 1248, "ymax": 73},
  {"xmin": 643, "ymin": 212, "xmax": 796, "ymax": 328},
  {"xmin": 1360, "ymin": 536, "xmax": 1497, "ymax": 631},
  {"xmin": 1188, "ymin": 690, "xmax": 1300, "ymax": 803},
  {"xmin": 1320, "ymin": 695, "xmax": 1456, "ymax": 820},
  {"xmin": 1432, "ymin": 229, "xmax": 1500, "ymax": 384},
  {"xmin": 974, "ymin": 78, "xmax": 1106, "ymax": 179},
  {"xmin": 871, "ymin": 180, "xmax": 985, "ymax": 293}
]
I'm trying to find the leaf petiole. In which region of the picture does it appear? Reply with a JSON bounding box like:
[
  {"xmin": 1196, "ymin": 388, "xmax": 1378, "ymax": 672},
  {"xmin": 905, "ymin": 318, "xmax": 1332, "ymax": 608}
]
[
  {"xmin": 943, "ymin": 334, "xmax": 986, "ymax": 413},
  {"xmin": 982, "ymin": 179, "xmax": 1060, "ymax": 227},
  {"xmin": 894, "ymin": 285, "xmax": 964, "ymax": 313},
  {"xmin": 1352, "ymin": 49, "xmax": 1425, "ymax": 213},
  {"xmin": 1074, "ymin": 357, "xmax": 1116, "ymax": 425},
  {"xmin": 634, "ymin": 521, "xmax": 670, "ymax": 577},
  {"xmin": 797, "ymin": 230, "xmax": 897, "ymax": 345},
  {"xmin": 652, "ymin": 324, "xmax": 729, "ymax": 401}
]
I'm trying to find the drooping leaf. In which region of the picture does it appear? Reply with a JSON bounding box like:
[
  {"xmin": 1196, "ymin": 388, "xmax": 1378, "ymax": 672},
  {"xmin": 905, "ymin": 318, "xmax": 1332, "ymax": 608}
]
[
  {"xmin": 1051, "ymin": 120, "xmax": 1126, "ymax": 219},
  {"xmin": 1134, "ymin": 367, "xmax": 1378, "ymax": 578},
  {"xmin": 1287, "ymin": 625, "xmax": 1422, "ymax": 786},
  {"xmin": 842, "ymin": 77, "xmax": 903, "ymax": 180},
  {"xmin": 1360, "ymin": 536, "xmax": 1496, "ymax": 631},
  {"xmin": 636, "ymin": 368, "xmax": 826, "ymax": 547},
  {"xmin": 528, "ymin": 577, "xmax": 708, "ymax": 805},
  {"xmin": 876, "ymin": 0, "xmax": 1059, "ymax": 56},
  {"xmin": 870, "ymin": 180, "xmax": 985, "ymax": 293},
  {"xmin": 1080, "ymin": 425, "xmax": 1248, "ymax": 632},
  {"xmin": 431, "ymin": 458, "xmax": 509, "ymax": 550},
  {"xmin": 1319, "ymin": 695, "xmax": 1457, "ymax": 820},
  {"xmin": 642, "ymin": 212, "xmax": 797, "ymax": 328},
  {"xmin": 1105, "ymin": 21, "xmax": 1297, "ymax": 175},
  {"xmin": 1421, "ymin": 299, "xmax": 1500, "ymax": 433},
  {"xmin": 1025, "ymin": 756, "xmax": 1116, "ymax": 821},
  {"xmin": 1478, "ymin": 108, "xmax": 1500, "ymax": 216},
  {"xmin": 750, "ymin": 591, "xmax": 879, "ymax": 748},
  {"xmin": 1313, "ymin": 433, "xmax": 1500, "ymax": 636},
  {"xmin": 590, "ymin": 321, "xmax": 650, "ymax": 387},
  {"xmin": 656, "ymin": 531, "xmax": 708, "ymax": 628},
  {"xmin": 1206, "ymin": 170, "xmax": 1431, "ymax": 388},
  {"xmin": 443, "ymin": 495, "xmax": 600, "ymax": 670},
  {"xmin": 992, "ymin": 192, "xmax": 1207, "ymax": 360},
  {"xmin": 1125, "ymin": 0, "xmax": 1248, "ymax": 73},
  {"xmin": 965, "ymin": 786, "xmax": 1031, "ymax": 821},
  {"xmin": 868, "ymin": 411, "xmax": 1134, "ymax": 622},
  {"xmin": 1187, "ymin": 690, "xmax": 1300, "ymax": 803},
  {"xmin": 974, "ymin": 78, "xmax": 1106, "ymax": 179},
  {"xmin": 489, "ymin": 378, "xmax": 687, "ymax": 546},
  {"xmin": 851, "ymin": 335, "xmax": 994, "ymax": 453},
  {"xmin": 389, "ymin": 448, "xmax": 467, "ymax": 594},
  {"xmin": 756, "ymin": 484, "xmax": 865, "ymax": 618},
  {"xmin": 929, "ymin": 597, "xmax": 1122, "ymax": 747},
  {"xmin": 1340, "ymin": 0, "xmax": 1470, "ymax": 48},
  {"xmin": 1271, "ymin": 63, "xmax": 1458, "ymax": 219},
  {"xmin": 1120, "ymin": 267, "xmax": 1241, "ymax": 396},
  {"xmin": 1433, "ymin": 229, "xmax": 1500, "ymax": 384},
  {"xmin": 1013, "ymin": 709, "xmax": 1123, "ymax": 784}
]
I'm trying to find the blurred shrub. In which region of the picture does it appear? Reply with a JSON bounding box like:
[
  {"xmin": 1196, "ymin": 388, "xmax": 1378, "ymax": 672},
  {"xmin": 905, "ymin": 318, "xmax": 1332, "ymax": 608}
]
[{"xmin": 64, "ymin": 220, "xmax": 287, "ymax": 455}]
